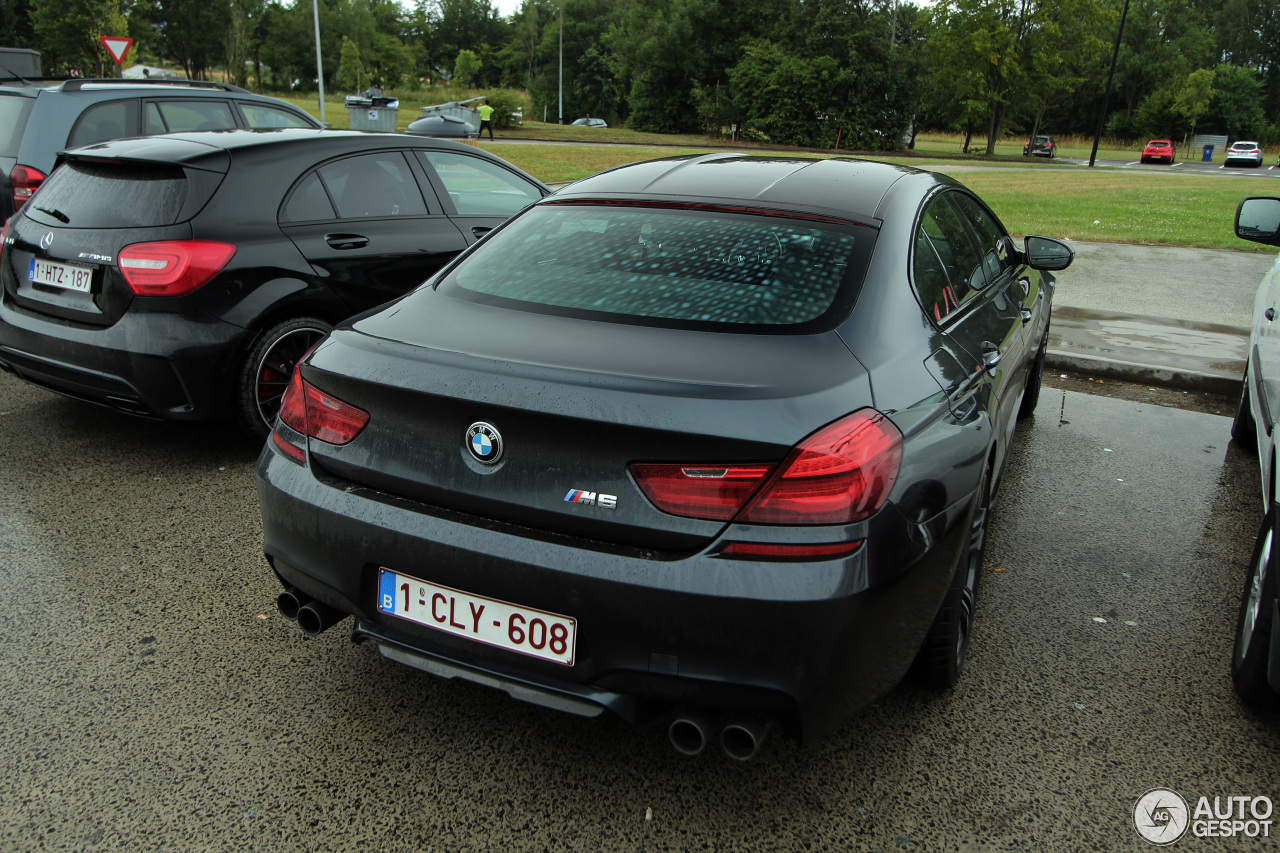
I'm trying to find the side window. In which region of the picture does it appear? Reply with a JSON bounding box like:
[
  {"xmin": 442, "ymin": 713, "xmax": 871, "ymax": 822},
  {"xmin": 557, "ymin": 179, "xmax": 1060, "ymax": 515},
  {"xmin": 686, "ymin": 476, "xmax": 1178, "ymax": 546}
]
[
  {"xmin": 145, "ymin": 102, "xmax": 165, "ymax": 134},
  {"xmin": 949, "ymin": 193, "xmax": 1015, "ymax": 282},
  {"xmin": 281, "ymin": 172, "xmax": 336, "ymax": 222},
  {"xmin": 418, "ymin": 150, "xmax": 542, "ymax": 216},
  {"xmin": 317, "ymin": 152, "xmax": 428, "ymax": 219},
  {"xmin": 147, "ymin": 100, "xmax": 237, "ymax": 133},
  {"xmin": 67, "ymin": 100, "xmax": 138, "ymax": 148},
  {"xmin": 912, "ymin": 195, "xmax": 986, "ymax": 322},
  {"xmin": 240, "ymin": 103, "xmax": 314, "ymax": 129}
]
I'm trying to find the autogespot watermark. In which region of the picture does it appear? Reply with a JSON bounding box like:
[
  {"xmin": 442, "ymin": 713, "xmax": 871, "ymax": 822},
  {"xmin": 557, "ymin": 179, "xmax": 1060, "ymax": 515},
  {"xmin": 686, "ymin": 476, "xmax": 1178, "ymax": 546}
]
[{"xmin": 1134, "ymin": 788, "xmax": 1274, "ymax": 845}]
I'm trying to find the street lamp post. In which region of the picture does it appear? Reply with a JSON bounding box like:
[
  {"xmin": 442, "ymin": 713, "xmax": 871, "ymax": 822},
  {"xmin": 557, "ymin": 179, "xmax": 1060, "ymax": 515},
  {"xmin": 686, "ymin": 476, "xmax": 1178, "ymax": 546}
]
[
  {"xmin": 313, "ymin": 0, "xmax": 326, "ymax": 125},
  {"xmin": 1089, "ymin": 0, "xmax": 1130, "ymax": 167},
  {"xmin": 558, "ymin": 0, "xmax": 564, "ymax": 124}
]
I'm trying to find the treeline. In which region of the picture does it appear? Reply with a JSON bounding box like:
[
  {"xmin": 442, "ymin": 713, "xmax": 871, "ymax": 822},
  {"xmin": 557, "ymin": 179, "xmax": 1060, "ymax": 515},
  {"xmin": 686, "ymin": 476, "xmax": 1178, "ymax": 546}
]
[{"xmin": 3, "ymin": 0, "xmax": 1278, "ymax": 149}]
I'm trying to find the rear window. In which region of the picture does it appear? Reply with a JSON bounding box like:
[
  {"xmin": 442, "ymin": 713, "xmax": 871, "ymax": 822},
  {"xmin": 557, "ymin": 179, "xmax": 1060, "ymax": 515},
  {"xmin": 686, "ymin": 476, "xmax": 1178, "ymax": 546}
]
[
  {"xmin": 0, "ymin": 95, "xmax": 32, "ymax": 158},
  {"xmin": 440, "ymin": 204, "xmax": 870, "ymax": 331},
  {"xmin": 24, "ymin": 161, "xmax": 189, "ymax": 229}
]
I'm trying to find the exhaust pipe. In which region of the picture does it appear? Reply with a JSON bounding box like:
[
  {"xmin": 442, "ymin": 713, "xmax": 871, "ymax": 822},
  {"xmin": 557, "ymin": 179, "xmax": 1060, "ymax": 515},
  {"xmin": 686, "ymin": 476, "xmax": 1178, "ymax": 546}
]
[
  {"xmin": 667, "ymin": 709, "xmax": 720, "ymax": 756},
  {"xmin": 297, "ymin": 600, "xmax": 346, "ymax": 636},
  {"xmin": 720, "ymin": 715, "xmax": 769, "ymax": 761},
  {"xmin": 276, "ymin": 588, "xmax": 312, "ymax": 621}
]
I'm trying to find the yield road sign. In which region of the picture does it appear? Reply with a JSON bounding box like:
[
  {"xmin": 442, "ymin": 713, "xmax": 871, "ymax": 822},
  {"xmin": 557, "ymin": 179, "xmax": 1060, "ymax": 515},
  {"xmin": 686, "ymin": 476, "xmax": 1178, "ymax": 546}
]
[{"xmin": 99, "ymin": 37, "xmax": 133, "ymax": 65}]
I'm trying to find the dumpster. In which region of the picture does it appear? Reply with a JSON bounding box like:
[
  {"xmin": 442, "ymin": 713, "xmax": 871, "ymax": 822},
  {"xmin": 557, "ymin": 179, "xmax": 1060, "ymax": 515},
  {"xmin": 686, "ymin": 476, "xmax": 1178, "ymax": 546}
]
[
  {"xmin": 345, "ymin": 87, "xmax": 399, "ymax": 132},
  {"xmin": 1202, "ymin": 144, "xmax": 1214, "ymax": 162}
]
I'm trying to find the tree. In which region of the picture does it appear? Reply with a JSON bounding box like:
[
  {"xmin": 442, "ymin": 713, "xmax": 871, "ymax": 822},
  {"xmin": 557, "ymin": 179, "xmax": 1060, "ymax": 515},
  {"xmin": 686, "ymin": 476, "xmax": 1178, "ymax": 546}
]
[
  {"xmin": 1204, "ymin": 64, "xmax": 1266, "ymax": 140},
  {"xmin": 929, "ymin": 0, "xmax": 1109, "ymax": 155},
  {"xmin": 1175, "ymin": 66, "xmax": 1215, "ymax": 144},
  {"xmin": 31, "ymin": 0, "xmax": 128, "ymax": 74},
  {"xmin": 149, "ymin": 0, "xmax": 233, "ymax": 79},
  {"xmin": 338, "ymin": 36, "xmax": 365, "ymax": 91},
  {"xmin": 453, "ymin": 47, "xmax": 481, "ymax": 86}
]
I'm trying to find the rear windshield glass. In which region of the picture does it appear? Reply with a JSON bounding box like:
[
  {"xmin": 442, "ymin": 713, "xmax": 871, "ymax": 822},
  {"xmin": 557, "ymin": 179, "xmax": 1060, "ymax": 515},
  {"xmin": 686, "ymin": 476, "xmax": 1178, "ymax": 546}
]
[
  {"xmin": 24, "ymin": 161, "xmax": 189, "ymax": 228},
  {"xmin": 0, "ymin": 95, "xmax": 32, "ymax": 158},
  {"xmin": 440, "ymin": 204, "xmax": 870, "ymax": 331}
]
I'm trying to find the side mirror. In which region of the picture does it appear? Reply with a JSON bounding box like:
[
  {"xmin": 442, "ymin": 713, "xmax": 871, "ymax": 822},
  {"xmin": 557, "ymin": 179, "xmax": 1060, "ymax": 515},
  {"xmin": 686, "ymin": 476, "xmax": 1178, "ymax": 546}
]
[
  {"xmin": 1236, "ymin": 197, "xmax": 1280, "ymax": 245},
  {"xmin": 1023, "ymin": 236, "xmax": 1074, "ymax": 272}
]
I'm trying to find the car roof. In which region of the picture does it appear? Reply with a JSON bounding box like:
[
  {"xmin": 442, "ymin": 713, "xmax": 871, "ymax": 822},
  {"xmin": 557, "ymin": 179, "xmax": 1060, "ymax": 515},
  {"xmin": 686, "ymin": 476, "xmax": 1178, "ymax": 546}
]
[
  {"xmin": 1148, "ymin": 139, "xmax": 1171, "ymax": 144},
  {"xmin": 551, "ymin": 154, "xmax": 934, "ymax": 224},
  {"xmin": 59, "ymin": 128, "xmax": 548, "ymax": 184}
]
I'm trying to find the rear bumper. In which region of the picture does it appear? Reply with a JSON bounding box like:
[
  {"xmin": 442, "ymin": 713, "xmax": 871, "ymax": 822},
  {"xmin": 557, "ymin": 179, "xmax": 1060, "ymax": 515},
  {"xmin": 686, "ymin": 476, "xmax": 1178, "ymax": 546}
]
[
  {"xmin": 256, "ymin": 438, "xmax": 971, "ymax": 743},
  {"xmin": 0, "ymin": 294, "xmax": 248, "ymax": 419}
]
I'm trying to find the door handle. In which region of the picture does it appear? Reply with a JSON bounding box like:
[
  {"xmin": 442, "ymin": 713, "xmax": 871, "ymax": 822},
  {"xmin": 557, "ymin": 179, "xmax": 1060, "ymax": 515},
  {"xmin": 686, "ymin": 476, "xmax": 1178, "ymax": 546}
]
[
  {"xmin": 981, "ymin": 341, "xmax": 1001, "ymax": 372},
  {"xmin": 324, "ymin": 234, "xmax": 369, "ymax": 250},
  {"xmin": 1020, "ymin": 307, "xmax": 1033, "ymax": 324},
  {"xmin": 1267, "ymin": 307, "xmax": 1276, "ymax": 322},
  {"xmin": 471, "ymin": 226, "xmax": 492, "ymax": 239}
]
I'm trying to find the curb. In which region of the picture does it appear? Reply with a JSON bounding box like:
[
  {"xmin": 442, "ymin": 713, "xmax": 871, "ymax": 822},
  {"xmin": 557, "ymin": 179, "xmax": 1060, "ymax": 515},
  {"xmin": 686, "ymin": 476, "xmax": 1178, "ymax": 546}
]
[{"xmin": 1046, "ymin": 350, "xmax": 1242, "ymax": 398}]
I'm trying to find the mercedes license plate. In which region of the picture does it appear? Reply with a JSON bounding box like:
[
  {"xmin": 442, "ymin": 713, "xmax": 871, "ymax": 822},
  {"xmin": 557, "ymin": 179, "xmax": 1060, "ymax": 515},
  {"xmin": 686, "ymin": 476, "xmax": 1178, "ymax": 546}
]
[
  {"xmin": 29, "ymin": 258, "xmax": 93, "ymax": 292},
  {"xmin": 378, "ymin": 569, "xmax": 576, "ymax": 666}
]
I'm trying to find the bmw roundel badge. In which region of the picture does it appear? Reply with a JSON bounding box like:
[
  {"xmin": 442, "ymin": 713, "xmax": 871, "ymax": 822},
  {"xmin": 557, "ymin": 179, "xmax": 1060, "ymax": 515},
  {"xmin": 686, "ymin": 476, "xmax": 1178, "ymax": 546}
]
[{"xmin": 465, "ymin": 421, "xmax": 503, "ymax": 465}]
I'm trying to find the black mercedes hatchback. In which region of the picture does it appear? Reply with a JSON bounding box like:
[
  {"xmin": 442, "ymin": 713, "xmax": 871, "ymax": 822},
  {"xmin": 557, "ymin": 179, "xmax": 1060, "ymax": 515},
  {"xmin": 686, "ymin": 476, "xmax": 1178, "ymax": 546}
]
[
  {"xmin": 0, "ymin": 128, "xmax": 549, "ymax": 438},
  {"xmin": 257, "ymin": 154, "xmax": 1074, "ymax": 757}
]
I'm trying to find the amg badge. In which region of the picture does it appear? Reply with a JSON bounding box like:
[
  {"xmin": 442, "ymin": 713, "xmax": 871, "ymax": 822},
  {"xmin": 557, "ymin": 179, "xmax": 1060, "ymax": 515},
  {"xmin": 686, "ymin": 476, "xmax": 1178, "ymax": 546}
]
[{"xmin": 564, "ymin": 489, "xmax": 617, "ymax": 510}]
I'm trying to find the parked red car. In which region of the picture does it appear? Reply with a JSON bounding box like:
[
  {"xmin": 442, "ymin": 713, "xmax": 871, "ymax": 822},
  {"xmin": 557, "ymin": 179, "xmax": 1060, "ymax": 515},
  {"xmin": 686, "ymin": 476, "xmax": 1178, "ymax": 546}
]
[{"xmin": 1141, "ymin": 139, "xmax": 1176, "ymax": 164}]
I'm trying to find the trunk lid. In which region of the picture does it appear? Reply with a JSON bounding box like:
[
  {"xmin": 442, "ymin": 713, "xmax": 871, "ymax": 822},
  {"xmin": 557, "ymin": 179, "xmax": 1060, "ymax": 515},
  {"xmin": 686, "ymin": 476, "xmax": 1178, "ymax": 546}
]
[
  {"xmin": 2, "ymin": 154, "xmax": 226, "ymax": 327},
  {"xmin": 302, "ymin": 289, "xmax": 874, "ymax": 551}
]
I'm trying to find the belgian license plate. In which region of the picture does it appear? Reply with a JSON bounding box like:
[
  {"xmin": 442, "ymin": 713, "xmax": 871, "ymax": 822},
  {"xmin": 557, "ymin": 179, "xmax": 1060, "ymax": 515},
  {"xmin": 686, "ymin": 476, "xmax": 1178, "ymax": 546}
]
[
  {"xmin": 377, "ymin": 569, "xmax": 576, "ymax": 666},
  {"xmin": 29, "ymin": 258, "xmax": 93, "ymax": 292}
]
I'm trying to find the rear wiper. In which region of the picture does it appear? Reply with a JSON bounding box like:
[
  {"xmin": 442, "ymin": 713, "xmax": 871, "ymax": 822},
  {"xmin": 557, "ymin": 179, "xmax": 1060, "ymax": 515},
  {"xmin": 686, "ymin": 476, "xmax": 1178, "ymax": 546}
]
[{"xmin": 35, "ymin": 206, "xmax": 70, "ymax": 224}]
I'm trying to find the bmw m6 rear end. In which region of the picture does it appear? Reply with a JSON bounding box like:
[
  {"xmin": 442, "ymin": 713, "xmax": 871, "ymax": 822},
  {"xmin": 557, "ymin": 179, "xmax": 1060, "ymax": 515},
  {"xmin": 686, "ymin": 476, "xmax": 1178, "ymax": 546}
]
[{"xmin": 258, "ymin": 156, "xmax": 1012, "ymax": 754}]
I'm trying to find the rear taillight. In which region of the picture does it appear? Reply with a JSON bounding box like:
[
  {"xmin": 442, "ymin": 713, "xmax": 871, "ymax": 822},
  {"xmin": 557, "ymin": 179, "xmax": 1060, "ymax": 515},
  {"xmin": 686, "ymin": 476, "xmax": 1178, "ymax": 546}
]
[
  {"xmin": 10, "ymin": 165, "xmax": 46, "ymax": 211},
  {"xmin": 630, "ymin": 463, "xmax": 774, "ymax": 521},
  {"xmin": 276, "ymin": 364, "xmax": 368, "ymax": 446},
  {"xmin": 630, "ymin": 409, "xmax": 902, "ymax": 526},
  {"xmin": 118, "ymin": 241, "xmax": 237, "ymax": 297}
]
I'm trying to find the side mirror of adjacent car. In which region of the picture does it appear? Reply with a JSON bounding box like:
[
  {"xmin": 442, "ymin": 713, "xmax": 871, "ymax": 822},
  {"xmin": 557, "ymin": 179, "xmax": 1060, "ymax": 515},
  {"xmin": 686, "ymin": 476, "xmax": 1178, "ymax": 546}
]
[
  {"xmin": 1023, "ymin": 235, "xmax": 1074, "ymax": 271},
  {"xmin": 1235, "ymin": 197, "xmax": 1280, "ymax": 246}
]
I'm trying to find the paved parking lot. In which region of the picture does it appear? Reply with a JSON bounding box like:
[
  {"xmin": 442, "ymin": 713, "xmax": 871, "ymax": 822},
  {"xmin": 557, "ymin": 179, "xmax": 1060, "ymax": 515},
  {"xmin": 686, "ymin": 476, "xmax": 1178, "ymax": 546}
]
[{"xmin": 1, "ymin": 371, "xmax": 1276, "ymax": 852}]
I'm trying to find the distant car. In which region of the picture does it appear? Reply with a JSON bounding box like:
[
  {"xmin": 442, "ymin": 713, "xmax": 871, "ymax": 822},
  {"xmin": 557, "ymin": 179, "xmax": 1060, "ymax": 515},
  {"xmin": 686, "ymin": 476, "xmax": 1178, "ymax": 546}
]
[
  {"xmin": 1022, "ymin": 135, "xmax": 1056, "ymax": 157},
  {"xmin": 0, "ymin": 77, "xmax": 320, "ymax": 223},
  {"xmin": 1225, "ymin": 141, "xmax": 1264, "ymax": 168},
  {"xmin": 0, "ymin": 129, "xmax": 549, "ymax": 440},
  {"xmin": 571, "ymin": 117, "xmax": 607, "ymax": 128},
  {"xmin": 257, "ymin": 154, "xmax": 1075, "ymax": 757},
  {"xmin": 1229, "ymin": 195, "xmax": 1280, "ymax": 709},
  {"xmin": 1140, "ymin": 139, "xmax": 1176, "ymax": 164}
]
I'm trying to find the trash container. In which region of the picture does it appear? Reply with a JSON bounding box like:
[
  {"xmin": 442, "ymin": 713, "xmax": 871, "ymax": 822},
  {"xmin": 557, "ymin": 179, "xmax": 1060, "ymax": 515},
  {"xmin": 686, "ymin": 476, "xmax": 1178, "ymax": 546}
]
[
  {"xmin": 345, "ymin": 88, "xmax": 399, "ymax": 132},
  {"xmin": 1202, "ymin": 144, "xmax": 1214, "ymax": 162}
]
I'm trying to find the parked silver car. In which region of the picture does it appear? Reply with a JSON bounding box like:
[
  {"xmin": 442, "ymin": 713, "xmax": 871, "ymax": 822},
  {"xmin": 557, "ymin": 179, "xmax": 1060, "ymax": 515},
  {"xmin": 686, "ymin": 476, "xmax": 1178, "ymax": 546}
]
[
  {"xmin": 1229, "ymin": 195, "xmax": 1280, "ymax": 708},
  {"xmin": 1225, "ymin": 141, "xmax": 1265, "ymax": 168}
]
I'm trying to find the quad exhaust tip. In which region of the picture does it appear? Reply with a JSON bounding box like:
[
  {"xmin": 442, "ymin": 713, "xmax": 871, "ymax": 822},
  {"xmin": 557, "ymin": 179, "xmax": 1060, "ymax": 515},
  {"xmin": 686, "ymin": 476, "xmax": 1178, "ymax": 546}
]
[
  {"xmin": 277, "ymin": 588, "xmax": 346, "ymax": 636},
  {"xmin": 720, "ymin": 715, "xmax": 769, "ymax": 762},
  {"xmin": 668, "ymin": 710, "xmax": 770, "ymax": 760}
]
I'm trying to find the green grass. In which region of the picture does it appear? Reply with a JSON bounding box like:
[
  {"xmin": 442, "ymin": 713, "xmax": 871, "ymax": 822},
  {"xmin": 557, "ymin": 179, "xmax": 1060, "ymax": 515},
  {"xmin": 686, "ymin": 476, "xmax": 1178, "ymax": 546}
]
[{"xmin": 274, "ymin": 94, "xmax": 1277, "ymax": 251}]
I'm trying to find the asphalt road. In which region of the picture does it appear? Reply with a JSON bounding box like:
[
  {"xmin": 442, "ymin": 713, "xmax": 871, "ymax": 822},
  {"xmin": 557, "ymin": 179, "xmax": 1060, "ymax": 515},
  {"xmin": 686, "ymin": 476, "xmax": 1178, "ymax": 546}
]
[{"xmin": 1, "ymin": 370, "xmax": 1277, "ymax": 852}]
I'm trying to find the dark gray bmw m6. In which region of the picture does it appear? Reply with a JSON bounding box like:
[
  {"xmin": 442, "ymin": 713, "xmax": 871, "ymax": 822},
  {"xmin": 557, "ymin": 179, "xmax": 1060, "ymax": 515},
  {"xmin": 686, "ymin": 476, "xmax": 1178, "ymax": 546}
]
[{"xmin": 257, "ymin": 154, "xmax": 1074, "ymax": 758}]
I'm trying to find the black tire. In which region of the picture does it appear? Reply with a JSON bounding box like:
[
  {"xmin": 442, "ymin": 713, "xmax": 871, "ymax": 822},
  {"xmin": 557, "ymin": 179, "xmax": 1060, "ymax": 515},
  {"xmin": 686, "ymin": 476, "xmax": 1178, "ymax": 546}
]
[
  {"xmin": 1018, "ymin": 325, "xmax": 1048, "ymax": 420},
  {"xmin": 234, "ymin": 316, "xmax": 331, "ymax": 441},
  {"xmin": 924, "ymin": 464, "xmax": 989, "ymax": 688},
  {"xmin": 1232, "ymin": 368, "xmax": 1257, "ymax": 454},
  {"xmin": 1232, "ymin": 508, "xmax": 1280, "ymax": 708}
]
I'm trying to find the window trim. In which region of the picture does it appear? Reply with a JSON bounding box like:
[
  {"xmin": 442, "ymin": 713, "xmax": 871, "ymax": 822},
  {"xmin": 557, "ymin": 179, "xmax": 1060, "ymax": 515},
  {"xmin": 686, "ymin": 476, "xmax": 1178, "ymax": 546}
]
[{"xmin": 910, "ymin": 188, "xmax": 1008, "ymax": 328}]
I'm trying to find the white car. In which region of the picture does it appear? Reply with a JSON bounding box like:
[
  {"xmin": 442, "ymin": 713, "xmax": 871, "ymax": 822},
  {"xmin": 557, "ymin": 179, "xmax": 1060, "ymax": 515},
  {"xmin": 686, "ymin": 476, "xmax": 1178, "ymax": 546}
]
[
  {"xmin": 1225, "ymin": 141, "xmax": 1265, "ymax": 168},
  {"xmin": 1230, "ymin": 195, "xmax": 1280, "ymax": 708}
]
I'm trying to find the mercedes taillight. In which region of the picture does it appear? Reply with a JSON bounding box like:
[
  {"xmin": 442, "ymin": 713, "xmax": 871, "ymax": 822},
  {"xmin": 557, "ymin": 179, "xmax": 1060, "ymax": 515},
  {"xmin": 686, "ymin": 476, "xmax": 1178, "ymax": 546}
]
[{"xmin": 118, "ymin": 241, "xmax": 237, "ymax": 297}]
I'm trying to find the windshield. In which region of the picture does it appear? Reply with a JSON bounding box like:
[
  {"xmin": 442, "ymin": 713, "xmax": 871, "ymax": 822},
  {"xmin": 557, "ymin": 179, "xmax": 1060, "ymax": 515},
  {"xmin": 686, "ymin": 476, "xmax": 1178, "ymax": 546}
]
[{"xmin": 439, "ymin": 203, "xmax": 872, "ymax": 332}]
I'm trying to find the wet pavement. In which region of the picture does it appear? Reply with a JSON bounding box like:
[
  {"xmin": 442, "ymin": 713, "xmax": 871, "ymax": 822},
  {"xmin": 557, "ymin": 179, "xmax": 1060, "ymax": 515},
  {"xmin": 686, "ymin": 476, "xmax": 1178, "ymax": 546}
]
[
  {"xmin": 1, "ymin": 371, "xmax": 1276, "ymax": 852},
  {"xmin": 1047, "ymin": 242, "xmax": 1274, "ymax": 395}
]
